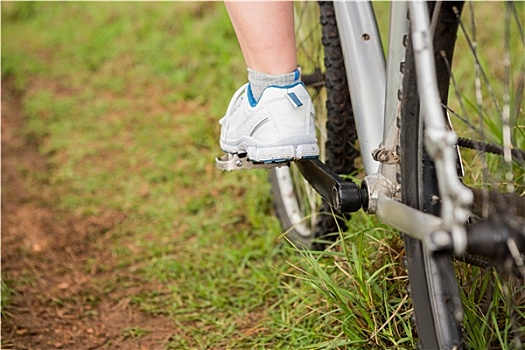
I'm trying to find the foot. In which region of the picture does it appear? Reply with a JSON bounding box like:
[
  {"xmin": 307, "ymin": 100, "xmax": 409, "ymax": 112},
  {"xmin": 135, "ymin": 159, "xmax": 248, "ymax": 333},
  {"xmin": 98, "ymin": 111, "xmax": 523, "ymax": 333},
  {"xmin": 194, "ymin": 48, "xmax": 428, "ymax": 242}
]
[{"xmin": 219, "ymin": 82, "xmax": 319, "ymax": 163}]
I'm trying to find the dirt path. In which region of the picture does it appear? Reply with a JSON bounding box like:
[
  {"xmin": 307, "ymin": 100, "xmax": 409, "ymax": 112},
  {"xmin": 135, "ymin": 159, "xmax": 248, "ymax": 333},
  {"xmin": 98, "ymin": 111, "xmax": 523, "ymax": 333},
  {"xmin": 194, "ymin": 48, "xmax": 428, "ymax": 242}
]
[{"xmin": 2, "ymin": 81, "xmax": 176, "ymax": 349}]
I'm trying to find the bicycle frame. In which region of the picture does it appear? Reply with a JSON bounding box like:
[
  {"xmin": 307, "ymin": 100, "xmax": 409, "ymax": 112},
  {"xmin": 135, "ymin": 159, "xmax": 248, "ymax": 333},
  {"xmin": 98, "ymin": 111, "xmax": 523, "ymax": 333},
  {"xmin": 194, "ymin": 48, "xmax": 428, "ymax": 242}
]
[
  {"xmin": 292, "ymin": 2, "xmax": 525, "ymax": 348},
  {"xmin": 298, "ymin": 1, "xmax": 473, "ymax": 256}
]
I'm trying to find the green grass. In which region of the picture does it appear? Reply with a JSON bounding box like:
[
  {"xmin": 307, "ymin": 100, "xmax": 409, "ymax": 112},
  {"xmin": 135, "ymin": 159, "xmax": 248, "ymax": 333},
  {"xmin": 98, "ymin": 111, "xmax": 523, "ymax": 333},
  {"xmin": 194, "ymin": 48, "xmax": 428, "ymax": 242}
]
[
  {"xmin": 2, "ymin": 2, "xmax": 523, "ymax": 349},
  {"xmin": 1, "ymin": 2, "xmax": 413, "ymax": 348},
  {"xmin": 447, "ymin": 2, "xmax": 525, "ymax": 192}
]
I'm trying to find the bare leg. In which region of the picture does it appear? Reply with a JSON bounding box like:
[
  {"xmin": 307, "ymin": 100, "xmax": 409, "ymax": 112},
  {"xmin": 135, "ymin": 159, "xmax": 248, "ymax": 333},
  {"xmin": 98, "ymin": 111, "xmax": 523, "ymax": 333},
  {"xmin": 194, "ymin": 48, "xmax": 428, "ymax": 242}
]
[
  {"xmin": 216, "ymin": 1, "xmax": 318, "ymax": 167},
  {"xmin": 225, "ymin": 1, "xmax": 297, "ymax": 75}
]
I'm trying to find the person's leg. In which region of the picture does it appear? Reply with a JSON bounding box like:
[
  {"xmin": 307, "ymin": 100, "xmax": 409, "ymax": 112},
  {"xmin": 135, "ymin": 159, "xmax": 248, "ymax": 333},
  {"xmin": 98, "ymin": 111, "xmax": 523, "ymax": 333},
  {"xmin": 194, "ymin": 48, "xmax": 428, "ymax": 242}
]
[
  {"xmin": 225, "ymin": 1, "xmax": 300, "ymax": 101},
  {"xmin": 218, "ymin": 1, "xmax": 319, "ymax": 165},
  {"xmin": 225, "ymin": 1, "xmax": 297, "ymax": 75}
]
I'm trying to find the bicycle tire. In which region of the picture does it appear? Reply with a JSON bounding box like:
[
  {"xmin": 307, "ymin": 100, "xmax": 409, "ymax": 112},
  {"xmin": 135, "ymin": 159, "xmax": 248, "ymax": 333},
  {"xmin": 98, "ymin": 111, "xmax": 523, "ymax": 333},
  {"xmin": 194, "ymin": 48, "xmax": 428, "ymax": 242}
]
[
  {"xmin": 401, "ymin": 2, "xmax": 525, "ymax": 348},
  {"xmin": 400, "ymin": 3, "xmax": 465, "ymax": 348},
  {"xmin": 270, "ymin": 1, "xmax": 358, "ymax": 249}
]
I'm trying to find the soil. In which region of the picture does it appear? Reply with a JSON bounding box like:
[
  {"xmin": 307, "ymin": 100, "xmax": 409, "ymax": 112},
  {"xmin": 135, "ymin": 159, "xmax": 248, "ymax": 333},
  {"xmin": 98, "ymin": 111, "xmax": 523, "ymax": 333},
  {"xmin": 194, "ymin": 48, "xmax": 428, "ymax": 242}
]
[{"xmin": 2, "ymin": 80, "xmax": 176, "ymax": 349}]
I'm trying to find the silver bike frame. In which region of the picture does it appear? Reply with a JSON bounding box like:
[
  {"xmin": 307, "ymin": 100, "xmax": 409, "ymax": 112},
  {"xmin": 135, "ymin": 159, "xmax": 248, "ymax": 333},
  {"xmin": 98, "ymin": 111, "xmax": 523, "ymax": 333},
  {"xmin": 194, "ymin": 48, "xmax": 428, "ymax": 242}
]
[{"xmin": 334, "ymin": 1, "xmax": 472, "ymax": 255}]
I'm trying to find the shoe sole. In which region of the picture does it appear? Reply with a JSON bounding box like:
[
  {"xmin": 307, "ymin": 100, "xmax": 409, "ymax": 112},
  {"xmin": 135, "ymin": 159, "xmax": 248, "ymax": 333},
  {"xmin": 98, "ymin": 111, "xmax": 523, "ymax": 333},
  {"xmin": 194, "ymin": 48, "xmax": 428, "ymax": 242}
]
[{"xmin": 246, "ymin": 143, "xmax": 319, "ymax": 163}]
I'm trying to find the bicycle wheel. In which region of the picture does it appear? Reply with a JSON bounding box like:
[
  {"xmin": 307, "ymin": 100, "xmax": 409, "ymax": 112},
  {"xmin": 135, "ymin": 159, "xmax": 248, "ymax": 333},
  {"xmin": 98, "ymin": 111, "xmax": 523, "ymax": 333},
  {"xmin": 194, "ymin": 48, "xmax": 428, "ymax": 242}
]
[
  {"xmin": 270, "ymin": 1, "xmax": 358, "ymax": 249},
  {"xmin": 401, "ymin": 2, "xmax": 525, "ymax": 348}
]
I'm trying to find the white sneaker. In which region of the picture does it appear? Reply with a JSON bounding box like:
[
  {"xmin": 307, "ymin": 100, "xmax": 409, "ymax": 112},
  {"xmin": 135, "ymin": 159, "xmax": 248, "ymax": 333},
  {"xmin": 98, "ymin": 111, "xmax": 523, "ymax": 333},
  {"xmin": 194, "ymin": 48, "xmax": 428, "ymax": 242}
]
[{"xmin": 219, "ymin": 82, "xmax": 319, "ymax": 163}]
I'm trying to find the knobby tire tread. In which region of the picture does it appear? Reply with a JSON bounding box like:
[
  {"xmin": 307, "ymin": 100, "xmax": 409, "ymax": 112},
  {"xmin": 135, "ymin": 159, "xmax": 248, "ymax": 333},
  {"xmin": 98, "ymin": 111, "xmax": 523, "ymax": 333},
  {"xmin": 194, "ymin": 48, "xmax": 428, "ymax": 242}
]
[{"xmin": 312, "ymin": 1, "xmax": 358, "ymax": 250}]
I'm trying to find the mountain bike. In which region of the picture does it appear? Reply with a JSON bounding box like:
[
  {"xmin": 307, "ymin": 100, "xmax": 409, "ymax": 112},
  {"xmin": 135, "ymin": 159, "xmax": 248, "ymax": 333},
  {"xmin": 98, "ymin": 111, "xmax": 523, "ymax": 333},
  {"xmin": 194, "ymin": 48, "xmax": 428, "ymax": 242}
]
[{"xmin": 218, "ymin": 1, "xmax": 524, "ymax": 348}]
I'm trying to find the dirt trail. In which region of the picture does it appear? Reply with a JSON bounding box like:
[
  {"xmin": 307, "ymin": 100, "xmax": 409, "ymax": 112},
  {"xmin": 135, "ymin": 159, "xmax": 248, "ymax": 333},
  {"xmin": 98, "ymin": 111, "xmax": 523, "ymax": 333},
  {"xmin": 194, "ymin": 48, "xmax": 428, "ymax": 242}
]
[{"xmin": 2, "ymin": 81, "xmax": 175, "ymax": 349}]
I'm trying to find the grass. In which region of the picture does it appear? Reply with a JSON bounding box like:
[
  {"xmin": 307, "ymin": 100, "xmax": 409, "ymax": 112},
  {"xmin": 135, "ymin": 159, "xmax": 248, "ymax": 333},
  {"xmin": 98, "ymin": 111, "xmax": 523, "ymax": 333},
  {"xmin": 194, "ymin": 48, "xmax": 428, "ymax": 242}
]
[
  {"xmin": 448, "ymin": 2, "xmax": 525, "ymax": 192},
  {"xmin": 2, "ymin": 1, "xmax": 523, "ymax": 349},
  {"xmin": 1, "ymin": 2, "xmax": 412, "ymax": 349}
]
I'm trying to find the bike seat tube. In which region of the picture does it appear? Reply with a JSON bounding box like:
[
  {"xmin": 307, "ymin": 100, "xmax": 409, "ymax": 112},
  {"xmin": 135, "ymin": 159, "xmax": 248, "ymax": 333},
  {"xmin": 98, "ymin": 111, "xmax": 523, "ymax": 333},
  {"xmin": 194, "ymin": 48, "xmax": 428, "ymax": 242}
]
[{"xmin": 334, "ymin": 1, "xmax": 386, "ymax": 175}]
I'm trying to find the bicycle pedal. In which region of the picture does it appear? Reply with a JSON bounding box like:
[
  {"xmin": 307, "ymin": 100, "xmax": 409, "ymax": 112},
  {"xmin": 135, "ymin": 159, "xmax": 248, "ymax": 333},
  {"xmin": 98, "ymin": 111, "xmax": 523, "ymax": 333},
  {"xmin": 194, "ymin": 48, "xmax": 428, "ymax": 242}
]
[{"xmin": 215, "ymin": 153, "xmax": 290, "ymax": 171}]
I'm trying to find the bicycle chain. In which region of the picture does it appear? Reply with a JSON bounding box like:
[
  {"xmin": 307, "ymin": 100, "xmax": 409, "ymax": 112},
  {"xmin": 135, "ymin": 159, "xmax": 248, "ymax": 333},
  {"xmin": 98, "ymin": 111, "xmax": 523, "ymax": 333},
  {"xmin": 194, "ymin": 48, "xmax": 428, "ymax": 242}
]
[
  {"xmin": 458, "ymin": 137, "xmax": 525, "ymax": 162},
  {"xmin": 457, "ymin": 138, "xmax": 525, "ymax": 276}
]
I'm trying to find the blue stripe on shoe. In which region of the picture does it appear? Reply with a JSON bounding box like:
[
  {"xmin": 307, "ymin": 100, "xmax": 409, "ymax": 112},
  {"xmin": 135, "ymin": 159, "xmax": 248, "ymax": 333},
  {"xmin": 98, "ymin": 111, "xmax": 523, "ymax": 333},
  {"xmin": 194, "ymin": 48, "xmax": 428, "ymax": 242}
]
[
  {"xmin": 255, "ymin": 81, "xmax": 305, "ymax": 107},
  {"xmin": 247, "ymin": 84, "xmax": 258, "ymax": 107},
  {"xmin": 262, "ymin": 158, "xmax": 293, "ymax": 164},
  {"xmin": 287, "ymin": 92, "xmax": 303, "ymax": 108}
]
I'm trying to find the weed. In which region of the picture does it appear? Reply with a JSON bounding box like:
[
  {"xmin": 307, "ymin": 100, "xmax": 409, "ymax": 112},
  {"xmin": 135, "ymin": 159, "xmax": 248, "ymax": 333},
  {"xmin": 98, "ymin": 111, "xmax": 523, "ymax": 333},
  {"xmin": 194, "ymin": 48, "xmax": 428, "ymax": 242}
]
[
  {"xmin": 122, "ymin": 326, "xmax": 149, "ymax": 339},
  {"xmin": 1, "ymin": 279, "xmax": 14, "ymax": 319}
]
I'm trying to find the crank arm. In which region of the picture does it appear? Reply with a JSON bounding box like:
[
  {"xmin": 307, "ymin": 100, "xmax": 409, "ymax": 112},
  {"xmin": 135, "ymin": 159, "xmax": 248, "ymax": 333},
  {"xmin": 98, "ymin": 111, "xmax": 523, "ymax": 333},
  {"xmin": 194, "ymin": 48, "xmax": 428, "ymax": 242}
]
[{"xmin": 295, "ymin": 159, "xmax": 364, "ymax": 213}]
